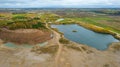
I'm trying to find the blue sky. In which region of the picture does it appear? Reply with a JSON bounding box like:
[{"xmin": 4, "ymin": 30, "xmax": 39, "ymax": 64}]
[{"xmin": 0, "ymin": 0, "xmax": 120, "ymax": 8}]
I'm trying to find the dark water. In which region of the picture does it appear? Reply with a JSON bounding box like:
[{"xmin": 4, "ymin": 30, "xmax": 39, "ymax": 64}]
[{"xmin": 51, "ymin": 24, "xmax": 119, "ymax": 50}]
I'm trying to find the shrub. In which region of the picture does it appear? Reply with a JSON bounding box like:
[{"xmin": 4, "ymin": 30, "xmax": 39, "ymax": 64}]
[
  {"xmin": 59, "ymin": 38, "xmax": 69, "ymax": 44},
  {"xmin": 103, "ymin": 64, "xmax": 110, "ymax": 67}
]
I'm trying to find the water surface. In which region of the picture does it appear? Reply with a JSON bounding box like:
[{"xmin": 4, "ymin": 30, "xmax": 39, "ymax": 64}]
[
  {"xmin": 4, "ymin": 42, "xmax": 48, "ymax": 48},
  {"xmin": 51, "ymin": 24, "xmax": 119, "ymax": 50}
]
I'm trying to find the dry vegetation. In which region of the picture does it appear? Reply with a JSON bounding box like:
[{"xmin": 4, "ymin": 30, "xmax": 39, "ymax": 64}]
[
  {"xmin": 59, "ymin": 38, "xmax": 70, "ymax": 44},
  {"xmin": 31, "ymin": 45, "xmax": 59, "ymax": 54}
]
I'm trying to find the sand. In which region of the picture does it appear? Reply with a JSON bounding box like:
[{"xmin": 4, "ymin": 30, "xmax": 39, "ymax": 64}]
[{"xmin": 0, "ymin": 28, "xmax": 52, "ymax": 44}]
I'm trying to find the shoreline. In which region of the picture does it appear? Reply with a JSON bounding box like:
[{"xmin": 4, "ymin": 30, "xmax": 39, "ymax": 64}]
[
  {"xmin": 51, "ymin": 22, "xmax": 120, "ymax": 40},
  {"xmin": 59, "ymin": 33, "xmax": 120, "ymax": 51},
  {"xmin": 50, "ymin": 23, "xmax": 120, "ymax": 51}
]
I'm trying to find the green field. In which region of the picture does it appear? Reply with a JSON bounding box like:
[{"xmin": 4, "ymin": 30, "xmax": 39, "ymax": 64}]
[{"xmin": 58, "ymin": 17, "xmax": 120, "ymax": 34}]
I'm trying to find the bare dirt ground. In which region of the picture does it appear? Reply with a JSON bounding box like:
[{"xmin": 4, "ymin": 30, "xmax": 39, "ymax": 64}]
[
  {"xmin": 0, "ymin": 24, "xmax": 120, "ymax": 67},
  {"xmin": 0, "ymin": 28, "xmax": 52, "ymax": 44},
  {"xmin": 46, "ymin": 24, "xmax": 64, "ymax": 67}
]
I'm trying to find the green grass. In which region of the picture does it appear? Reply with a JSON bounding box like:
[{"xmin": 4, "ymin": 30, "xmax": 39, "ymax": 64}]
[
  {"xmin": 57, "ymin": 17, "xmax": 120, "ymax": 34},
  {"xmin": 0, "ymin": 13, "xmax": 48, "ymax": 30},
  {"xmin": 39, "ymin": 13, "xmax": 60, "ymax": 23},
  {"xmin": 63, "ymin": 17, "xmax": 120, "ymax": 34}
]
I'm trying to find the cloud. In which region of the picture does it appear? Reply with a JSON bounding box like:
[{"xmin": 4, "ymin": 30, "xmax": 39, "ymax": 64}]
[{"xmin": 0, "ymin": 0, "xmax": 120, "ymax": 8}]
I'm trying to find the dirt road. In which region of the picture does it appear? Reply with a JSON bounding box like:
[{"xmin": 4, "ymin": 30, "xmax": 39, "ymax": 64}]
[{"xmin": 46, "ymin": 23, "xmax": 63, "ymax": 67}]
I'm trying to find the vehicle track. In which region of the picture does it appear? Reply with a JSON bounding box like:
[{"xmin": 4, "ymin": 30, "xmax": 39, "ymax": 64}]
[{"xmin": 46, "ymin": 23, "xmax": 63, "ymax": 67}]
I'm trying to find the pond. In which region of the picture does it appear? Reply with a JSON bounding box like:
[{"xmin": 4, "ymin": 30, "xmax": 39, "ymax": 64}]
[
  {"xmin": 4, "ymin": 42, "xmax": 48, "ymax": 48},
  {"xmin": 51, "ymin": 24, "xmax": 119, "ymax": 50}
]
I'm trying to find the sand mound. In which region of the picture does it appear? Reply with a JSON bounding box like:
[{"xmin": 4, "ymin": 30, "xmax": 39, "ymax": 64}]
[{"xmin": 0, "ymin": 28, "xmax": 52, "ymax": 45}]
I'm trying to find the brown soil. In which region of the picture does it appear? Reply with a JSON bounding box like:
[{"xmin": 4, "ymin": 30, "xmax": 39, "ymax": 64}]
[{"xmin": 0, "ymin": 28, "xmax": 52, "ymax": 44}]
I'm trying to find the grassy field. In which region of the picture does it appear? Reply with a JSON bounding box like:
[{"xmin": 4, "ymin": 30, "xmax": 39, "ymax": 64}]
[{"xmin": 58, "ymin": 17, "xmax": 120, "ymax": 34}]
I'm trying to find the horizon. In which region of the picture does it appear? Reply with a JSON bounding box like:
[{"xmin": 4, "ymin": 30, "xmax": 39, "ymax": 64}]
[
  {"xmin": 0, "ymin": 7, "xmax": 120, "ymax": 9},
  {"xmin": 0, "ymin": 0, "xmax": 120, "ymax": 8}
]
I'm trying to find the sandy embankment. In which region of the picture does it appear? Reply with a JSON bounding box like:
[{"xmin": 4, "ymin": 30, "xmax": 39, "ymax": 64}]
[
  {"xmin": 0, "ymin": 39, "xmax": 3, "ymax": 44},
  {"xmin": 0, "ymin": 28, "xmax": 52, "ymax": 44}
]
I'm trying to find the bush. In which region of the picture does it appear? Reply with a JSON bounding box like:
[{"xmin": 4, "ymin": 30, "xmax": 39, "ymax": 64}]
[
  {"xmin": 103, "ymin": 64, "xmax": 110, "ymax": 67},
  {"xmin": 12, "ymin": 15, "xmax": 28, "ymax": 19},
  {"xmin": 59, "ymin": 38, "xmax": 69, "ymax": 44}
]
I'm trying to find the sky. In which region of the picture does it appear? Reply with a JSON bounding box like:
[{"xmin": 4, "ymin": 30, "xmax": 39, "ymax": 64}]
[{"xmin": 0, "ymin": 0, "xmax": 120, "ymax": 8}]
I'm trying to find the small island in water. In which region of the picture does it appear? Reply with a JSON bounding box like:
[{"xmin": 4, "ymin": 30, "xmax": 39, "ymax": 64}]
[{"xmin": 72, "ymin": 30, "xmax": 77, "ymax": 32}]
